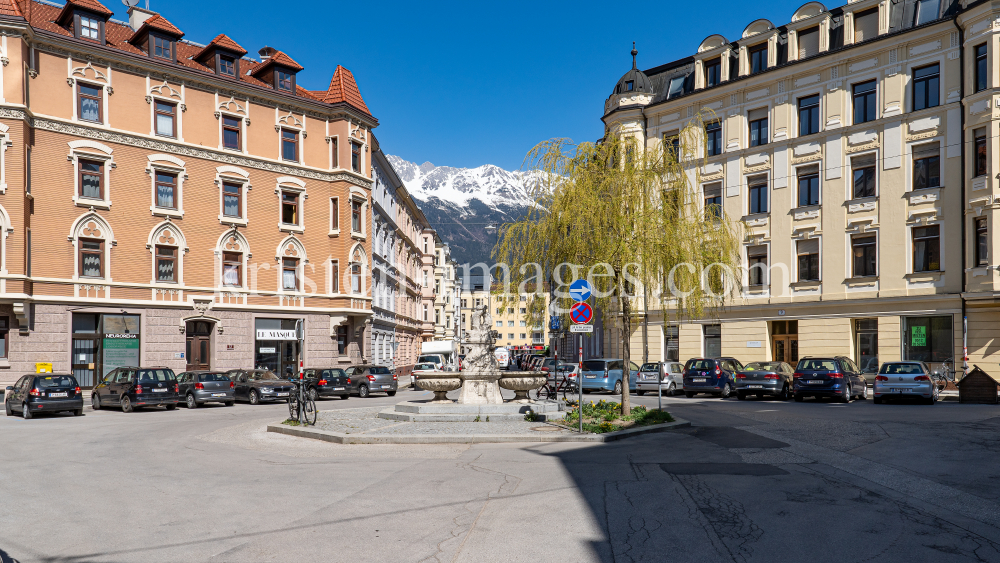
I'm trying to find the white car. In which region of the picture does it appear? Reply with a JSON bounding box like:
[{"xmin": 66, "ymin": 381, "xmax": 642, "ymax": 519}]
[{"xmin": 636, "ymin": 361, "xmax": 685, "ymax": 396}]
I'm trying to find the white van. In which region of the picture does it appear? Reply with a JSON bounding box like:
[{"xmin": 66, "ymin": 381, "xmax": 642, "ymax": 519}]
[{"xmin": 494, "ymin": 348, "xmax": 510, "ymax": 370}]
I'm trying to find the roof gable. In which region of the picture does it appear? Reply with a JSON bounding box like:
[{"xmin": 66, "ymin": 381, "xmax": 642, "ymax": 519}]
[
  {"xmin": 322, "ymin": 65, "xmax": 370, "ymax": 114},
  {"xmin": 129, "ymin": 13, "xmax": 183, "ymax": 43},
  {"xmin": 56, "ymin": 0, "xmax": 112, "ymax": 26}
]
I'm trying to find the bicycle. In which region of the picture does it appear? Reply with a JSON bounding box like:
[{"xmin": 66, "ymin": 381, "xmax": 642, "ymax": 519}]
[
  {"xmin": 287, "ymin": 377, "xmax": 317, "ymax": 425},
  {"xmin": 533, "ymin": 372, "xmax": 577, "ymax": 402}
]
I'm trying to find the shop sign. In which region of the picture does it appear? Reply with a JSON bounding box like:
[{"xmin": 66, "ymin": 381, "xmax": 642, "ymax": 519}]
[
  {"xmin": 911, "ymin": 326, "xmax": 927, "ymax": 347},
  {"xmin": 256, "ymin": 329, "xmax": 297, "ymax": 341},
  {"xmin": 259, "ymin": 347, "xmax": 277, "ymax": 354},
  {"xmin": 103, "ymin": 333, "xmax": 139, "ymax": 377}
]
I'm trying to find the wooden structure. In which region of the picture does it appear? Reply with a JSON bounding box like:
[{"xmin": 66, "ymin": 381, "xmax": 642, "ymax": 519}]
[{"xmin": 958, "ymin": 366, "xmax": 1000, "ymax": 405}]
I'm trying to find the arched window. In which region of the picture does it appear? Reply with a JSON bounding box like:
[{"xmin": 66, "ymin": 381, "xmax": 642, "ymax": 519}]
[
  {"xmin": 216, "ymin": 230, "xmax": 250, "ymax": 288},
  {"xmin": 276, "ymin": 236, "xmax": 307, "ymax": 293},
  {"xmin": 70, "ymin": 212, "xmax": 114, "ymax": 280},
  {"xmin": 147, "ymin": 222, "xmax": 186, "ymax": 284},
  {"xmin": 349, "ymin": 243, "xmax": 368, "ymax": 295}
]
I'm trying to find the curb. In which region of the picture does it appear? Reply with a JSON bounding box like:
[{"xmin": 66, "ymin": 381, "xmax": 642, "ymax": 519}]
[{"xmin": 265, "ymin": 418, "xmax": 691, "ymax": 444}]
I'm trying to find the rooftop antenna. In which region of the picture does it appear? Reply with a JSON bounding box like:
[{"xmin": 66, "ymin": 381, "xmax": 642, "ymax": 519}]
[
  {"xmin": 122, "ymin": 0, "xmax": 139, "ymax": 6},
  {"xmin": 631, "ymin": 41, "xmax": 638, "ymax": 69}
]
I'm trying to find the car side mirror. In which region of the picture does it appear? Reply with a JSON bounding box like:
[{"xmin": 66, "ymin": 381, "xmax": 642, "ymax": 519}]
[{"xmin": 4, "ymin": 386, "xmax": 11, "ymax": 391}]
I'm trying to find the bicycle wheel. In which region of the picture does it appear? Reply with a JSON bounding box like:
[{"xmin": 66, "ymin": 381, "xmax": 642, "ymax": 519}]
[
  {"xmin": 288, "ymin": 390, "xmax": 299, "ymax": 420},
  {"xmin": 531, "ymin": 386, "xmax": 546, "ymax": 400},
  {"xmin": 304, "ymin": 396, "xmax": 318, "ymax": 425}
]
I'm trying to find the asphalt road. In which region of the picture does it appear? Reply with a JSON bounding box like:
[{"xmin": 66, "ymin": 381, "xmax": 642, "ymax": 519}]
[{"xmin": 3, "ymin": 386, "xmax": 1000, "ymax": 562}]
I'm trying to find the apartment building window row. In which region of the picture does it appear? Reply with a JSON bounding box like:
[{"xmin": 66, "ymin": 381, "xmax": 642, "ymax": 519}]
[
  {"xmin": 852, "ymin": 153, "xmax": 877, "ymax": 199},
  {"xmin": 913, "ymin": 143, "xmax": 941, "ymax": 190},
  {"xmin": 852, "ymin": 235, "xmax": 877, "ymax": 278},
  {"xmin": 797, "ymin": 166, "xmax": 820, "ymax": 207},
  {"xmin": 797, "ymin": 239, "xmax": 820, "ymax": 282},
  {"xmin": 748, "ymin": 108, "xmax": 768, "ymax": 147},
  {"xmin": 853, "ymin": 80, "xmax": 877, "ymax": 124},
  {"xmin": 913, "ymin": 225, "xmax": 941, "ymax": 272}
]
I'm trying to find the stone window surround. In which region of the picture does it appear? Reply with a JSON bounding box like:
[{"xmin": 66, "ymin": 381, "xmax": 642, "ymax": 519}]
[
  {"xmin": 349, "ymin": 186, "xmax": 368, "ymax": 240},
  {"xmin": 69, "ymin": 211, "xmax": 115, "ymax": 283},
  {"xmin": 904, "ymin": 134, "xmax": 944, "ymax": 193},
  {"xmin": 146, "ymin": 220, "xmax": 187, "ymax": 286},
  {"xmin": 216, "ymin": 110, "xmax": 248, "ymax": 153},
  {"xmin": 146, "ymin": 80, "xmax": 185, "ymax": 141},
  {"xmin": 847, "ymin": 70, "xmax": 881, "ymax": 127},
  {"xmin": 737, "ymin": 30, "xmax": 779, "ymax": 76},
  {"xmin": 842, "ymin": 0, "xmax": 886, "ymax": 46},
  {"xmin": 215, "ymin": 165, "xmax": 251, "ymax": 227},
  {"xmin": 275, "ymin": 236, "xmax": 307, "ymax": 296},
  {"xmin": 146, "ymin": 154, "xmax": 186, "ymax": 219},
  {"xmin": 785, "ymin": 10, "xmax": 832, "ymax": 62},
  {"xmin": 68, "ymin": 140, "xmax": 115, "ymax": 210},
  {"xmin": 275, "ymin": 176, "xmax": 307, "ymax": 234},
  {"xmin": 69, "ymin": 76, "xmax": 111, "ymax": 126},
  {"xmin": 215, "ymin": 229, "xmax": 251, "ymax": 290}
]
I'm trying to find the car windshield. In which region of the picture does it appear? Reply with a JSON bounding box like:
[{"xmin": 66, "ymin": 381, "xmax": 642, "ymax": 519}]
[
  {"xmin": 138, "ymin": 369, "xmax": 176, "ymax": 382},
  {"xmin": 414, "ymin": 364, "xmax": 436, "ymax": 370},
  {"xmin": 640, "ymin": 363, "xmax": 659, "ymax": 372},
  {"xmin": 582, "ymin": 360, "xmax": 607, "ymax": 371},
  {"xmin": 369, "ymin": 367, "xmax": 392, "ymax": 375},
  {"xmin": 686, "ymin": 359, "xmax": 715, "ymax": 370},
  {"xmin": 36, "ymin": 376, "xmax": 77, "ymax": 388},
  {"xmin": 250, "ymin": 370, "xmax": 279, "ymax": 380},
  {"xmin": 880, "ymin": 363, "xmax": 924, "ymax": 375},
  {"xmin": 746, "ymin": 362, "xmax": 783, "ymax": 371},
  {"xmin": 556, "ymin": 365, "xmax": 575, "ymax": 372},
  {"xmin": 798, "ymin": 359, "xmax": 838, "ymax": 371},
  {"xmin": 199, "ymin": 373, "xmax": 230, "ymax": 382}
]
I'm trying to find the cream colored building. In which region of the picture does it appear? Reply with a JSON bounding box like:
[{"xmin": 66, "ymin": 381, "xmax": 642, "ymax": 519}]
[
  {"xmin": 492, "ymin": 288, "xmax": 549, "ymax": 353},
  {"xmin": 601, "ymin": 0, "xmax": 1000, "ymax": 376},
  {"xmin": 432, "ymin": 239, "xmax": 459, "ymax": 344}
]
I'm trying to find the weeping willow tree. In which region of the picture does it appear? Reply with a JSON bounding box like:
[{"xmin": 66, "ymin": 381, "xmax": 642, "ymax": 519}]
[{"xmin": 493, "ymin": 114, "xmax": 744, "ymax": 415}]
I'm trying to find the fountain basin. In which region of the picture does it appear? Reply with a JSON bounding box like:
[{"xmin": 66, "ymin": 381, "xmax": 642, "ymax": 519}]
[
  {"xmin": 498, "ymin": 372, "xmax": 548, "ymax": 403},
  {"xmin": 414, "ymin": 373, "xmax": 462, "ymax": 403}
]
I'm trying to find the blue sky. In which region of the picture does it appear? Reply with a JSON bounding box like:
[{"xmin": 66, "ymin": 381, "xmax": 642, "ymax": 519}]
[{"xmin": 117, "ymin": 0, "xmax": 800, "ymax": 170}]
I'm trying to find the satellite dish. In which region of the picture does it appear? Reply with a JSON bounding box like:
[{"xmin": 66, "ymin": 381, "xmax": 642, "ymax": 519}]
[{"xmin": 122, "ymin": 0, "xmax": 139, "ymax": 7}]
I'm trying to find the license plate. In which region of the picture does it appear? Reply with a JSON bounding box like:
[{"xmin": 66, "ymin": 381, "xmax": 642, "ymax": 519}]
[
  {"xmin": 381, "ymin": 385, "xmax": 390, "ymax": 389},
  {"xmin": 747, "ymin": 385, "xmax": 763, "ymax": 389},
  {"xmin": 693, "ymin": 378, "xmax": 706, "ymax": 383},
  {"xmin": 211, "ymin": 393, "xmax": 226, "ymax": 397},
  {"xmin": 49, "ymin": 392, "xmax": 68, "ymax": 397},
  {"xmin": 891, "ymin": 388, "xmax": 909, "ymax": 393},
  {"xmin": 276, "ymin": 392, "xmax": 289, "ymax": 397},
  {"xmin": 153, "ymin": 388, "xmax": 168, "ymax": 393},
  {"xmin": 333, "ymin": 387, "xmax": 344, "ymax": 391},
  {"xmin": 808, "ymin": 380, "xmax": 823, "ymax": 384},
  {"xmin": 585, "ymin": 375, "xmax": 597, "ymax": 379}
]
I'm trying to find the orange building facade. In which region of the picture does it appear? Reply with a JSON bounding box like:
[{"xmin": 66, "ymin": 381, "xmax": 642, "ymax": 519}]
[{"xmin": 0, "ymin": 0, "xmax": 397, "ymax": 386}]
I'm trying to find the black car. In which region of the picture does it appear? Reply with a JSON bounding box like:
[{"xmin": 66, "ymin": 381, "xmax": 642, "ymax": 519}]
[
  {"xmin": 176, "ymin": 371, "xmax": 235, "ymax": 408},
  {"xmin": 735, "ymin": 361, "xmax": 795, "ymax": 400},
  {"xmin": 5, "ymin": 373, "xmax": 84, "ymax": 418},
  {"xmin": 792, "ymin": 356, "xmax": 868, "ymax": 402},
  {"xmin": 301, "ymin": 368, "xmax": 351, "ymax": 400},
  {"xmin": 225, "ymin": 369, "xmax": 293, "ymax": 404},
  {"xmin": 91, "ymin": 367, "xmax": 179, "ymax": 413},
  {"xmin": 683, "ymin": 357, "xmax": 744, "ymax": 398}
]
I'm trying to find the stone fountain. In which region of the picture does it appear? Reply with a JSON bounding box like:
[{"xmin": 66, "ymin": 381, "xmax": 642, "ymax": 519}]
[{"xmin": 379, "ymin": 305, "xmax": 561, "ymax": 422}]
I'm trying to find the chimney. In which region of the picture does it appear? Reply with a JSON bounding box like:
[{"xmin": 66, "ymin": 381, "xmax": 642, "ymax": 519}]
[{"xmin": 127, "ymin": 6, "xmax": 156, "ymax": 31}]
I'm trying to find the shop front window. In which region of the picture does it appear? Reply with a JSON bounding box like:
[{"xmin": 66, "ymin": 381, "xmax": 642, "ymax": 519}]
[
  {"xmin": 902, "ymin": 316, "xmax": 953, "ymax": 375},
  {"xmin": 254, "ymin": 318, "xmax": 300, "ymax": 377}
]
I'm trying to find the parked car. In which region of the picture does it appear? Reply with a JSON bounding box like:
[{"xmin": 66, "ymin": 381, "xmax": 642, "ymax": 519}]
[
  {"xmin": 225, "ymin": 369, "xmax": 293, "ymax": 405},
  {"xmin": 417, "ymin": 354, "xmax": 446, "ymax": 371},
  {"xmin": 682, "ymin": 358, "xmax": 744, "ymax": 398},
  {"xmin": 176, "ymin": 371, "xmax": 235, "ymax": 408},
  {"xmin": 636, "ymin": 362, "xmax": 685, "ymax": 396},
  {"xmin": 859, "ymin": 356, "xmax": 880, "ymax": 383},
  {"xmin": 301, "ymin": 368, "xmax": 351, "ymax": 400},
  {"xmin": 873, "ymin": 361, "xmax": 938, "ymax": 404},
  {"xmin": 792, "ymin": 357, "xmax": 868, "ymax": 402},
  {"xmin": 552, "ymin": 363, "xmax": 580, "ymax": 388},
  {"xmin": 735, "ymin": 361, "xmax": 794, "ymax": 400},
  {"xmin": 92, "ymin": 367, "xmax": 179, "ymax": 412},
  {"xmin": 580, "ymin": 359, "xmax": 639, "ymax": 394},
  {"xmin": 346, "ymin": 365, "xmax": 398, "ymax": 398},
  {"xmin": 5, "ymin": 374, "xmax": 84, "ymax": 418},
  {"xmin": 539, "ymin": 358, "xmax": 558, "ymax": 374},
  {"xmin": 528, "ymin": 355, "xmax": 546, "ymax": 371}
]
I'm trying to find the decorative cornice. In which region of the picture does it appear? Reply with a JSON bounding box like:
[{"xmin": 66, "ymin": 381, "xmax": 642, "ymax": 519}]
[
  {"xmin": 29, "ymin": 116, "xmax": 372, "ymax": 188},
  {"xmin": 846, "ymin": 141, "xmax": 879, "ymax": 154},
  {"xmin": 791, "ymin": 153, "xmax": 823, "ymax": 165},
  {"xmin": 906, "ymin": 131, "xmax": 938, "ymax": 142}
]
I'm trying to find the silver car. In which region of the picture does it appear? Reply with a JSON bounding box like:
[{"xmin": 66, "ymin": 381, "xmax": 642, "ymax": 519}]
[
  {"xmin": 177, "ymin": 371, "xmax": 235, "ymax": 408},
  {"xmin": 347, "ymin": 365, "xmax": 398, "ymax": 398},
  {"xmin": 636, "ymin": 362, "xmax": 684, "ymax": 396},
  {"xmin": 874, "ymin": 361, "xmax": 938, "ymax": 404}
]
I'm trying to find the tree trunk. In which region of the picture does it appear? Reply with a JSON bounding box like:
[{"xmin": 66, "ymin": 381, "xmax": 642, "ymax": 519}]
[{"xmin": 620, "ymin": 295, "xmax": 632, "ymax": 416}]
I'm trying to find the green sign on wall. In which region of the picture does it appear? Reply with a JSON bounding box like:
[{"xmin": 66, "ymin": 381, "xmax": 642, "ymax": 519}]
[
  {"xmin": 911, "ymin": 326, "xmax": 927, "ymax": 347},
  {"xmin": 103, "ymin": 334, "xmax": 139, "ymax": 377}
]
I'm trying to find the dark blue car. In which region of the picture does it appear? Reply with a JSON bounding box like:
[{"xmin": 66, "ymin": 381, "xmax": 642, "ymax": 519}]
[
  {"xmin": 792, "ymin": 356, "xmax": 868, "ymax": 402},
  {"xmin": 683, "ymin": 357, "xmax": 743, "ymax": 398}
]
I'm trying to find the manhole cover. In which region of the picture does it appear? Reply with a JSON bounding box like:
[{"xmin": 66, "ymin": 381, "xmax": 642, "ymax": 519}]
[{"xmin": 530, "ymin": 426, "xmax": 563, "ymax": 432}]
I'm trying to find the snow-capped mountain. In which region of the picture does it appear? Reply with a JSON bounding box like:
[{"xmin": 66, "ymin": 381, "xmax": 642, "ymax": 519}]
[{"xmin": 386, "ymin": 155, "xmax": 535, "ymax": 265}]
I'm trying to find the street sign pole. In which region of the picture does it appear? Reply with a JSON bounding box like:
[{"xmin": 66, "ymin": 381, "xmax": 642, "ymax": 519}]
[{"xmin": 578, "ymin": 335, "xmax": 583, "ymax": 434}]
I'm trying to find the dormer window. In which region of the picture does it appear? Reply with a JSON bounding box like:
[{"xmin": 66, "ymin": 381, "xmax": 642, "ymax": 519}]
[
  {"xmin": 625, "ymin": 81, "xmax": 634, "ymax": 92},
  {"xmin": 153, "ymin": 36, "xmax": 173, "ymax": 60},
  {"xmin": 277, "ymin": 71, "xmax": 293, "ymax": 91},
  {"xmin": 704, "ymin": 58, "xmax": 721, "ymax": 87},
  {"xmin": 80, "ymin": 15, "xmax": 100, "ymax": 41},
  {"xmin": 220, "ymin": 55, "xmax": 235, "ymax": 76}
]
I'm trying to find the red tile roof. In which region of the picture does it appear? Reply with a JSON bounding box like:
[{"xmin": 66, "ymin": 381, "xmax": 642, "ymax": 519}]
[
  {"xmin": 251, "ymin": 49, "xmax": 304, "ymax": 77},
  {"xmin": 322, "ymin": 65, "xmax": 370, "ymax": 114},
  {"xmin": 195, "ymin": 33, "xmax": 247, "ymax": 59},
  {"xmin": 64, "ymin": 0, "xmax": 112, "ymax": 17},
  {"xmin": 129, "ymin": 13, "xmax": 183, "ymax": 41},
  {"xmin": 0, "ymin": 0, "xmax": 23, "ymax": 18}
]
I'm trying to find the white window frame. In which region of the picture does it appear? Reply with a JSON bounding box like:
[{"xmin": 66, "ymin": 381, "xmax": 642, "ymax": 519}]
[
  {"xmin": 847, "ymin": 149, "xmax": 880, "ymax": 201},
  {"xmin": 275, "ymin": 176, "xmax": 307, "ymax": 233},
  {"xmin": 68, "ymin": 140, "xmax": 114, "ymax": 210},
  {"xmin": 216, "ymin": 166, "xmax": 250, "ymax": 227},
  {"xmin": 146, "ymin": 154, "xmax": 186, "ymax": 219},
  {"xmin": 217, "ymin": 111, "xmax": 247, "ymax": 153}
]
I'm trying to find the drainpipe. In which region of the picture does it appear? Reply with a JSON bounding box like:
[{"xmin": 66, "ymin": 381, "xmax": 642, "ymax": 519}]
[{"xmin": 953, "ymin": 17, "xmax": 967, "ymax": 379}]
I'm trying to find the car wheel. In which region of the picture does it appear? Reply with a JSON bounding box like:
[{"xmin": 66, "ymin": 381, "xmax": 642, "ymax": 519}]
[
  {"xmin": 92, "ymin": 394, "xmax": 101, "ymax": 410},
  {"xmin": 339, "ymin": 394, "xmax": 349, "ymax": 400},
  {"xmin": 667, "ymin": 383, "xmax": 677, "ymax": 396},
  {"xmin": 121, "ymin": 395, "xmax": 133, "ymax": 413},
  {"xmin": 359, "ymin": 384, "xmax": 370, "ymax": 398},
  {"xmin": 387, "ymin": 391, "xmax": 397, "ymax": 397},
  {"xmin": 249, "ymin": 390, "xmax": 260, "ymax": 405},
  {"xmin": 860, "ymin": 384, "xmax": 869, "ymax": 400},
  {"xmin": 186, "ymin": 394, "xmax": 197, "ymax": 409},
  {"xmin": 874, "ymin": 396, "xmax": 883, "ymax": 404},
  {"xmin": 613, "ymin": 380, "xmax": 623, "ymax": 395},
  {"xmin": 841, "ymin": 385, "xmax": 852, "ymax": 403},
  {"xmin": 583, "ymin": 389, "xmax": 592, "ymax": 394},
  {"xmin": 74, "ymin": 408, "xmax": 83, "ymax": 416},
  {"xmin": 22, "ymin": 403, "xmax": 31, "ymax": 419},
  {"xmin": 165, "ymin": 403, "xmax": 177, "ymax": 411},
  {"xmin": 308, "ymin": 387, "xmax": 318, "ymax": 402},
  {"xmin": 5, "ymin": 400, "xmax": 12, "ymax": 416},
  {"xmin": 636, "ymin": 390, "xmax": 645, "ymax": 396},
  {"xmin": 720, "ymin": 383, "xmax": 732, "ymax": 399},
  {"xmin": 794, "ymin": 394, "xmax": 804, "ymax": 402},
  {"xmin": 224, "ymin": 400, "xmax": 235, "ymax": 407},
  {"xmin": 685, "ymin": 392, "xmax": 694, "ymax": 398}
]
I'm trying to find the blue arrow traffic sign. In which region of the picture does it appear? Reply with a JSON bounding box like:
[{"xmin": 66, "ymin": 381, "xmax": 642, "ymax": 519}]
[
  {"xmin": 570, "ymin": 302, "xmax": 593, "ymax": 324},
  {"xmin": 570, "ymin": 279, "xmax": 592, "ymax": 302}
]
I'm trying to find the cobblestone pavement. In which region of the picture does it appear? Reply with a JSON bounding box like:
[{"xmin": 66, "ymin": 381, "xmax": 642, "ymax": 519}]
[
  {"xmin": 3, "ymin": 386, "xmax": 1000, "ymax": 562},
  {"xmin": 312, "ymin": 406, "xmax": 575, "ymax": 435}
]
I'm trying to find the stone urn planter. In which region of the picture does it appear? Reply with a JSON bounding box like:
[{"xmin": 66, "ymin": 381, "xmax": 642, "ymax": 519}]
[
  {"xmin": 415, "ymin": 372, "xmax": 462, "ymax": 403},
  {"xmin": 498, "ymin": 372, "xmax": 548, "ymax": 403}
]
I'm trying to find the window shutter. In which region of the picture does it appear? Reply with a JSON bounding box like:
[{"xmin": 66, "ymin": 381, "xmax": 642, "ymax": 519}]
[
  {"xmin": 912, "ymin": 142, "xmax": 940, "ymax": 158},
  {"xmin": 797, "ymin": 238, "xmax": 819, "ymax": 255},
  {"xmin": 854, "ymin": 8, "xmax": 879, "ymax": 42},
  {"xmin": 747, "ymin": 107, "xmax": 768, "ymax": 122},
  {"xmin": 704, "ymin": 182, "xmax": 722, "ymax": 198},
  {"xmin": 748, "ymin": 245, "xmax": 768, "ymax": 258},
  {"xmin": 852, "ymin": 153, "xmax": 877, "ymax": 168}
]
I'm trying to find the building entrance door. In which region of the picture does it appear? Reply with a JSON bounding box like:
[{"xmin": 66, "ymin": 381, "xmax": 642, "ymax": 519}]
[
  {"xmin": 186, "ymin": 320, "xmax": 212, "ymax": 371},
  {"xmin": 855, "ymin": 318, "xmax": 878, "ymax": 374},
  {"xmin": 770, "ymin": 320, "xmax": 798, "ymax": 365}
]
